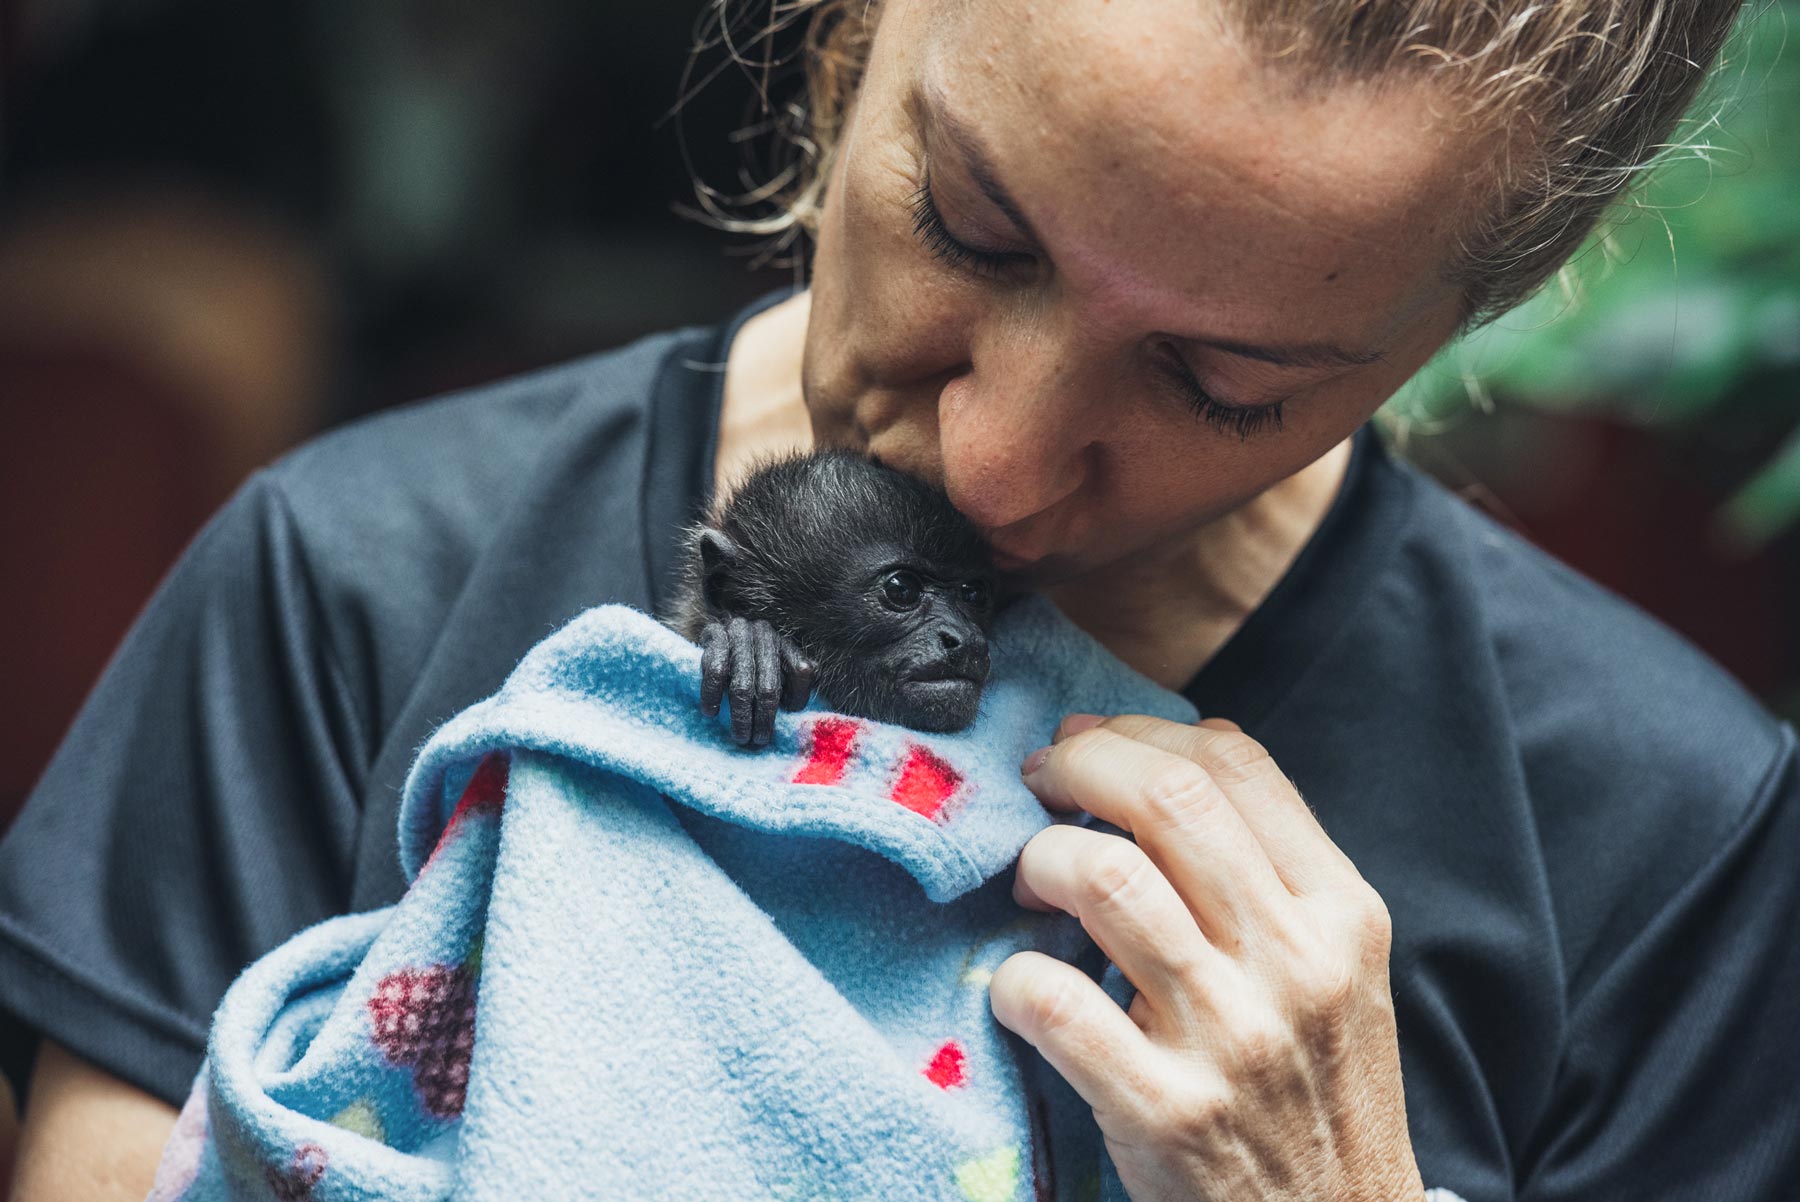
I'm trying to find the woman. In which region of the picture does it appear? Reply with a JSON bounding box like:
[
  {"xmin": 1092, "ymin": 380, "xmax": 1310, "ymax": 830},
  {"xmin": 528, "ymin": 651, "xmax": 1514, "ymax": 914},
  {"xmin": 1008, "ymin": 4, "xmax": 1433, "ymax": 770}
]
[{"xmin": 6, "ymin": 0, "xmax": 1794, "ymax": 1198}]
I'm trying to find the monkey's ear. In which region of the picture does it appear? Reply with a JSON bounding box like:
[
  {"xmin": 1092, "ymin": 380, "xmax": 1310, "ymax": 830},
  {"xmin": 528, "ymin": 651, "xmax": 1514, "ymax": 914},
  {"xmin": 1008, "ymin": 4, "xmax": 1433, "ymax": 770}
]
[{"xmin": 698, "ymin": 527, "xmax": 740, "ymax": 578}]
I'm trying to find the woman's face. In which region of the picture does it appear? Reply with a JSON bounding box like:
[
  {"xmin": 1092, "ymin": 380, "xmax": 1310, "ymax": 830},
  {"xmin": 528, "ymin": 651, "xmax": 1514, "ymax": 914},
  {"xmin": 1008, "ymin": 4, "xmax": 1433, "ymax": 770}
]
[{"xmin": 802, "ymin": 0, "xmax": 1491, "ymax": 584}]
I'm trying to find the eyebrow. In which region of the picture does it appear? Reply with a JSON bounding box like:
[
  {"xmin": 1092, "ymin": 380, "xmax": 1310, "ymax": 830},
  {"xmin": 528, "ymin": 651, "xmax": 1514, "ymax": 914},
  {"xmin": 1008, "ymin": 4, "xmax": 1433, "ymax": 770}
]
[
  {"xmin": 922, "ymin": 85, "xmax": 1388, "ymax": 374},
  {"xmin": 925, "ymin": 84, "xmax": 1043, "ymax": 244},
  {"xmin": 1188, "ymin": 337, "xmax": 1388, "ymax": 371}
]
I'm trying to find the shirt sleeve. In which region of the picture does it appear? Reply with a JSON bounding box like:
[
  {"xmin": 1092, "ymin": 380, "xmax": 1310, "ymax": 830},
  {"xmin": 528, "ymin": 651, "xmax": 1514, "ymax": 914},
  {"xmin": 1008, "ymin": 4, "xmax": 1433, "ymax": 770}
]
[
  {"xmin": 1517, "ymin": 724, "xmax": 1800, "ymax": 1199},
  {"xmin": 0, "ymin": 471, "xmax": 371, "ymax": 1107}
]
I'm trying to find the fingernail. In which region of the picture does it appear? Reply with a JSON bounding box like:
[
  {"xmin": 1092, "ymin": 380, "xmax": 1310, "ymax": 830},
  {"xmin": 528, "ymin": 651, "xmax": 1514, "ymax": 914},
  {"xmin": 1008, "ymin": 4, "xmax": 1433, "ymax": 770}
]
[
  {"xmin": 1058, "ymin": 712, "xmax": 1105, "ymax": 740},
  {"xmin": 1021, "ymin": 745, "xmax": 1052, "ymax": 777}
]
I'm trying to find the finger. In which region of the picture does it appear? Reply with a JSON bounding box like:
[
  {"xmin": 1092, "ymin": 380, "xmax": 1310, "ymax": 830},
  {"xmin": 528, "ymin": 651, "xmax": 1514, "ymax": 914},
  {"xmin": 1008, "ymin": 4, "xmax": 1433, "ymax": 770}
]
[
  {"xmin": 752, "ymin": 621, "xmax": 780, "ymax": 746},
  {"xmin": 1023, "ymin": 727, "xmax": 1290, "ymax": 944},
  {"xmin": 1052, "ymin": 712, "xmax": 1106, "ymax": 742},
  {"xmin": 779, "ymin": 643, "xmax": 814, "ymax": 711},
  {"xmin": 1013, "ymin": 824, "xmax": 1229, "ymax": 1024},
  {"xmin": 988, "ymin": 949, "xmax": 1164, "ymax": 1125},
  {"xmin": 727, "ymin": 617, "xmax": 755, "ymax": 745},
  {"xmin": 1051, "ymin": 713, "xmax": 1233, "ymax": 744},
  {"xmin": 699, "ymin": 623, "xmax": 730, "ymax": 717},
  {"xmin": 1091, "ymin": 715, "xmax": 1358, "ymax": 895}
]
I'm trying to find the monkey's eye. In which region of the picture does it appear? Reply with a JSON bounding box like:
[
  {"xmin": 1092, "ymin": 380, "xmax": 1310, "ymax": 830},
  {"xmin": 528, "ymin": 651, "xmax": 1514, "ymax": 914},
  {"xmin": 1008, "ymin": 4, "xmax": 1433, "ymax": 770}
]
[
  {"xmin": 960, "ymin": 580, "xmax": 992, "ymax": 610},
  {"xmin": 882, "ymin": 569, "xmax": 925, "ymax": 609}
]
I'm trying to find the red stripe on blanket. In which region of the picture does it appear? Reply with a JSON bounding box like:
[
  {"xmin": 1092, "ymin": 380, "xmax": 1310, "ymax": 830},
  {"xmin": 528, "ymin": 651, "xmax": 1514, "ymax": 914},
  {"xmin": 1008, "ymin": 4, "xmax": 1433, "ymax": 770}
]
[
  {"xmin": 423, "ymin": 752, "xmax": 509, "ymax": 872},
  {"xmin": 792, "ymin": 717, "xmax": 861, "ymax": 785},
  {"xmin": 889, "ymin": 745, "xmax": 962, "ymax": 822},
  {"xmin": 924, "ymin": 1039, "xmax": 968, "ymax": 1089},
  {"xmin": 449, "ymin": 752, "xmax": 509, "ymax": 824}
]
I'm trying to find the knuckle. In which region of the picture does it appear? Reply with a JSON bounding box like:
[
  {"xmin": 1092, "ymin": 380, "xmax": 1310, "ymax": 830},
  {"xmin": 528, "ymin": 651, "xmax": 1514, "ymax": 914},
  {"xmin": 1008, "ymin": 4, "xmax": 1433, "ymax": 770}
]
[
  {"xmin": 1020, "ymin": 973, "xmax": 1087, "ymax": 1039},
  {"xmin": 1080, "ymin": 843, "xmax": 1158, "ymax": 915},
  {"xmin": 1350, "ymin": 887, "xmax": 1395, "ymax": 961},
  {"xmin": 1137, "ymin": 761, "xmax": 1224, "ymax": 829},
  {"xmin": 1197, "ymin": 731, "xmax": 1273, "ymax": 784},
  {"xmin": 1296, "ymin": 957, "xmax": 1360, "ymax": 1034}
]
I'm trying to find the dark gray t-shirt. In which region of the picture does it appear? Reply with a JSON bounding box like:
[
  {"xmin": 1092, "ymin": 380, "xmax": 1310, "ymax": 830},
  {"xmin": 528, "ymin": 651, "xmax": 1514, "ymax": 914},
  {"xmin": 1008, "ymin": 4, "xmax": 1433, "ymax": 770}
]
[{"xmin": 2, "ymin": 288, "xmax": 1795, "ymax": 1200}]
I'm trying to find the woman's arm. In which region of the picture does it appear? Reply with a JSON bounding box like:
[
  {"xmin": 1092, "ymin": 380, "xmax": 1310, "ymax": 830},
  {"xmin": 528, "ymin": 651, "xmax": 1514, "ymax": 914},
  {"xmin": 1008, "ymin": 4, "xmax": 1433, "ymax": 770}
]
[
  {"xmin": 0, "ymin": 471, "xmax": 373, "ymax": 1113},
  {"xmin": 10, "ymin": 1041, "xmax": 176, "ymax": 1202}
]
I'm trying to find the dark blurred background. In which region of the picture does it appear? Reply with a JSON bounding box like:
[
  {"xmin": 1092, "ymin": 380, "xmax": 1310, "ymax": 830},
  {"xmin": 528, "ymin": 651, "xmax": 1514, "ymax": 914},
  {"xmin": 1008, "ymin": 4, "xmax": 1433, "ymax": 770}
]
[
  {"xmin": 0, "ymin": 0, "xmax": 799, "ymax": 834},
  {"xmin": 0, "ymin": 1, "xmax": 1794, "ymax": 1149}
]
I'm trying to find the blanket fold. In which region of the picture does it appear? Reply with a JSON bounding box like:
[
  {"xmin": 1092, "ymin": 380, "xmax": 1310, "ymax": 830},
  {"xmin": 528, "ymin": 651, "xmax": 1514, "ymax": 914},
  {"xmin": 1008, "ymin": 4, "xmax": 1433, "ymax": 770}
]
[{"xmin": 148, "ymin": 596, "xmax": 1202, "ymax": 1202}]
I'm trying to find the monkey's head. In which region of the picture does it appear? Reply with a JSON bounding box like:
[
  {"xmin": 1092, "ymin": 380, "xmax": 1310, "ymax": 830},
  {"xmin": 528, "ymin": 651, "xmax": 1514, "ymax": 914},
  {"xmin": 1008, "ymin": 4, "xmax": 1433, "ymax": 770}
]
[{"xmin": 694, "ymin": 449, "xmax": 997, "ymax": 733}]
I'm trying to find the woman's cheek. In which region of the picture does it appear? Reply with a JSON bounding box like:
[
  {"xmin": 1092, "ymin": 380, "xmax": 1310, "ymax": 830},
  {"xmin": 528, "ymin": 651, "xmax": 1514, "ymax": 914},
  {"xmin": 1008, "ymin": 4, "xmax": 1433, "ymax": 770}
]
[{"xmin": 838, "ymin": 184, "xmax": 980, "ymax": 375}]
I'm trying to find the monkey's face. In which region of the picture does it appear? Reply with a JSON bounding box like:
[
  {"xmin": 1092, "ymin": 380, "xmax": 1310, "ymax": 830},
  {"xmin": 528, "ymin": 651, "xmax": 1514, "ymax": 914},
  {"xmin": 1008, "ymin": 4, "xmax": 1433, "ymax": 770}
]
[
  {"xmin": 798, "ymin": 0, "xmax": 1492, "ymax": 591},
  {"xmin": 806, "ymin": 554, "xmax": 996, "ymax": 733}
]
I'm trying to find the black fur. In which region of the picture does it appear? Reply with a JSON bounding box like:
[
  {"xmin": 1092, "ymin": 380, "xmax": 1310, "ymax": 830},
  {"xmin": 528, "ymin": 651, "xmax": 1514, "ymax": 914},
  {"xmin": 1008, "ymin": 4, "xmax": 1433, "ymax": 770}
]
[{"xmin": 664, "ymin": 449, "xmax": 997, "ymax": 743}]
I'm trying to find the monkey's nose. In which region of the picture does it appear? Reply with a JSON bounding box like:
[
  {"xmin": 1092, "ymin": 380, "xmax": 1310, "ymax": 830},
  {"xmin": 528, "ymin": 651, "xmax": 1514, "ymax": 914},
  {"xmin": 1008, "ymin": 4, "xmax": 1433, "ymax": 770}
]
[{"xmin": 939, "ymin": 630, "xmax": 962, "ymax": 652}]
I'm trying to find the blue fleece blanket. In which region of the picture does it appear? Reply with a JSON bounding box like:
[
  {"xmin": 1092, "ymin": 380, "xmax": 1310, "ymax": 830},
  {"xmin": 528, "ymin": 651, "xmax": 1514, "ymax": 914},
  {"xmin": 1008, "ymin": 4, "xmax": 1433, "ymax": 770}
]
[{"xmin": 144, "ymin": 596, "xmax": 1205, "ymax": 1201}]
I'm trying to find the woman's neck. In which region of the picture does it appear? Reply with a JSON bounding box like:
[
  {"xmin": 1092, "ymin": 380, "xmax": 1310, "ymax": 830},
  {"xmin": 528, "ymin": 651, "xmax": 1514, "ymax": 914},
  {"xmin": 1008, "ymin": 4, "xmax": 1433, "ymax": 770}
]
[
  {"xmin": 718, "ymin": 289, "xmax": 1350, "ymax": 694},
  {"xmin": 714, "ymin": 293, "xmax": 816, "ymax": 500}
]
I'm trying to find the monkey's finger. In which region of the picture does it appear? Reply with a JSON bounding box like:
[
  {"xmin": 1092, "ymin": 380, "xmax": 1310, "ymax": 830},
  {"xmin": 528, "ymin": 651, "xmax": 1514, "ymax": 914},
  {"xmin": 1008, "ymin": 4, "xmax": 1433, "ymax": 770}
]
[
  {"xmin": 779, "ymin": 644, "xmax": 814, "ymax": 711},
  {"xmin": 699, "ymin": 622, "xmax": 731, "ymax": 717},
  {"xmin": 727, "ymin": 617, "xmax": 756, "ymax": 745},
  {"xmin": 752, "ymin": 620, "xmax": 781, "ymax": 746}
]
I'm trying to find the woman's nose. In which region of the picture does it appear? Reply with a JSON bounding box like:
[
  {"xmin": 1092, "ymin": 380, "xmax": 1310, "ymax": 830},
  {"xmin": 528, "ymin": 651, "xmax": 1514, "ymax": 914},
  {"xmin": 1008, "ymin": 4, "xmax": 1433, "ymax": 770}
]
[{"xmin": 934, "ymin": 336, "xmax": 1099, "ymax": 533}]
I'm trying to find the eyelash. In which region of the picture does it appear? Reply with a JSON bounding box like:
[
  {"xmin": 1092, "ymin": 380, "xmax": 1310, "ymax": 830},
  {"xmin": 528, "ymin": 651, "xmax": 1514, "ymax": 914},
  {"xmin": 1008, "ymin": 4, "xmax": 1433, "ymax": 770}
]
[
  {"xmin": 907, "ymin": 175, "xmax": 1287, "ymax": 439},
  {"xmin": 907, "ymin": 177, "xmax": 1024, "ymax": 280},
  {"xmin": 1163, "ymin": 356, "xmax": 1288, "ymax": 440}
]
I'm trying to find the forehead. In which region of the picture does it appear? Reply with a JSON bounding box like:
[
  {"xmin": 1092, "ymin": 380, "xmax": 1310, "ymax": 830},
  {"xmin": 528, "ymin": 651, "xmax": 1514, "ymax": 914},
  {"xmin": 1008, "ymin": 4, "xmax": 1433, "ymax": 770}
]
[{"xmin": 917, "ymin": 0, "xmax": 1488, "ymax": 342}]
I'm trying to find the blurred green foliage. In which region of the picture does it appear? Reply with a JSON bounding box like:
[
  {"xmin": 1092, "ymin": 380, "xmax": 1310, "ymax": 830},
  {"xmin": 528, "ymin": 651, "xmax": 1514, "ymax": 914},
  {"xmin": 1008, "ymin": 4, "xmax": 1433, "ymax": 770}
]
[{"xmin": 1385, "ymin": 1, "xmax": 1800, "ymax": 549}]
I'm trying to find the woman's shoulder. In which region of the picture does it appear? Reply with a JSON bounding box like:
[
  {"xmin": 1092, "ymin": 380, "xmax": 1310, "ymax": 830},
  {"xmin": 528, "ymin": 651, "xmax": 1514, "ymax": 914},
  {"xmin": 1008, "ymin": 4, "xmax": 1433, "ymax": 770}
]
[
  {"xmin": 233, "ymin": 323, "xmax": 711, "ymax": 607},
  {"xmin": 266, "ymin": 325, "xmax": 706, "ymax": 534},
  {"xmin": 1385, "ymin": 451, "xmax": 1792, "ymax": 936},
  {"xmin": 1348, "ymin": 454, "xmax": 1798, "ymax": 1196},
  {"xmin": 173, "ymin": 321, "xmax": 722, "ymax": 745},
  {"xmin": 1400, "ymin": 456, "xmax": 1785, "ymax": 764}
]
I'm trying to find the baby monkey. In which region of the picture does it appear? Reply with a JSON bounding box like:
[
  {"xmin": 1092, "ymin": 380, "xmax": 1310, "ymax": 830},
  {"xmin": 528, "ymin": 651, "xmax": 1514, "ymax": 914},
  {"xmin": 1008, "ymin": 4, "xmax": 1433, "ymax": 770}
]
[{"xmin": 665, "ymin": 449, "xmax": 997, "ymax": 747}]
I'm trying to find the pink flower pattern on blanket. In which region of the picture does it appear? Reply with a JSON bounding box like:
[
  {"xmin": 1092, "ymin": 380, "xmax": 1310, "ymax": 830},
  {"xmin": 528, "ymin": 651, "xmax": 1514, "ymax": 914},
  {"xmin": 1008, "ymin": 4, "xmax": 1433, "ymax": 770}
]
[
  {"xmin": 144, "ymin": 1075, "xmax": 209, "ymax": 1201},
  {"xmin": 265, "ymin": 1143, "xmax": 329, "ymax": 1202},
  {"xmin": 368, "ymin": 962, "xmax": 478, "ymax": 1119}
]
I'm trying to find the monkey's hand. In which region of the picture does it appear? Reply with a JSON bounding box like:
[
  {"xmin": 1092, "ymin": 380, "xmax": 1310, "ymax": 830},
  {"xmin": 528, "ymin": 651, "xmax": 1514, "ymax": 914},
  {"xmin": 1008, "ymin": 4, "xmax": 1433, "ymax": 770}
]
[{"xmin": 698, "ymin": 617, "xmax": 816, "ymax": 747}]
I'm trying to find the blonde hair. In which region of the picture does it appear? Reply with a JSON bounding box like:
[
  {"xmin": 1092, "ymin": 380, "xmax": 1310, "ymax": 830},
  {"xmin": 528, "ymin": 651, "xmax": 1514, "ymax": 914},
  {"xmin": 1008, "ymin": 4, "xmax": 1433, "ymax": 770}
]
[{"xmin": 683, "ymin": 0, "xmax": 1748, "ymax": 325}]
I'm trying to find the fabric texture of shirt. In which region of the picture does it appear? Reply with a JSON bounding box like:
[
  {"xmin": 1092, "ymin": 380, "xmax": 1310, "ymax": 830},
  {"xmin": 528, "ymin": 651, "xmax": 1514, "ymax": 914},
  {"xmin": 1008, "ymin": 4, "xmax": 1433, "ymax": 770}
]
[{"xmin": 1, "ymin": 287, "xmax": 1795, "ymax": 1200}]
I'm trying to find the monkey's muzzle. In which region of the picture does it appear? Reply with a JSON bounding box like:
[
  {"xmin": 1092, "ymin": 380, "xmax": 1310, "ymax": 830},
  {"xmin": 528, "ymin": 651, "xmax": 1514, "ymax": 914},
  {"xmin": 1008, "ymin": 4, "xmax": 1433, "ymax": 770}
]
[{"xmin": 894, "ymin": 664, "xmax": 988, "ymax": 732}]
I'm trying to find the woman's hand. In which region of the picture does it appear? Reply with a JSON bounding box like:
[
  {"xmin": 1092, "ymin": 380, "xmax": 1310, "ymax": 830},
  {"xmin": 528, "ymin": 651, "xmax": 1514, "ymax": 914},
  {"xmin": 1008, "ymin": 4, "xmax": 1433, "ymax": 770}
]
[{"xmin": 990, "ymin": 713, "xmax": 1426, "ymax": 1202}]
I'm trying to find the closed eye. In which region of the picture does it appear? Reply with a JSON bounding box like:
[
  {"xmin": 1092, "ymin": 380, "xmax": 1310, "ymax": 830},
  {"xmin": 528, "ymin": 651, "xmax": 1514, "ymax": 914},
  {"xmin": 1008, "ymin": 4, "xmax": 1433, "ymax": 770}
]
[
  {"xmin": 908, "ymin": 177, "xmax": 1032, "ymax": 280},
  {"xmin": 1159, "ymin": 348, "xmax": 1289, "ymax": 439}
]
